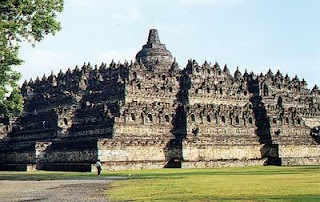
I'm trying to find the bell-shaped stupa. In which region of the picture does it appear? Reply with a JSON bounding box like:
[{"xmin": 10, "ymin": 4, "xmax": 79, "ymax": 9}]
[{"xmin": 136, "ymin": 29, "xmax": 173, "ymax": 69}]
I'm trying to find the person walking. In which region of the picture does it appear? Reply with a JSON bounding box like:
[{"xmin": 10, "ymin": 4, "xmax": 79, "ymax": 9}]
[{"xmin": 95, "ymin": 159, "xmax": 102, "ymax": 177}]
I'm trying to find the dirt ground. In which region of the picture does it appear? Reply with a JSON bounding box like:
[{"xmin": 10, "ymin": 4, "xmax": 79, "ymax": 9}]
[{"xmin": 0, "ymin": 179, "xmax": 113, "ymax": 202}]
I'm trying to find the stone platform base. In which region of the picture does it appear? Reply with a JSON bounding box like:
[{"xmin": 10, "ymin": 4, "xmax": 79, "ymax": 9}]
[
  {"xmin": 281, "ymin": 157, "xmax": 320, "ymax": 166},
  {"xmin": 98, "ymin": 160, "xmax": 168, "ymax": 171},
  {"xmin": 38, "ymin": 163, "xmax": 92, "ymax": 172},
  {"xmin": 181, "ymin": 158, "xmax": 268, "ymax": 168},
  {"xmin": 0, "ymin": 164, "xmax": 33, "ymax": 171},
  {"xmin": 96, "ymin": 158, "xmax": 269, "ymax": 171},
  {"xmin": 0, "ymin": 163, "xmax": 92, "ymax": 172}
]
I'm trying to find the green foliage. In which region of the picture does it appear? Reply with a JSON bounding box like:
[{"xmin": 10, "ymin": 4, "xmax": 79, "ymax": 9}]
[{"xmin": 0, "ymin": 0, "xmax": 64, "ymax": 117}]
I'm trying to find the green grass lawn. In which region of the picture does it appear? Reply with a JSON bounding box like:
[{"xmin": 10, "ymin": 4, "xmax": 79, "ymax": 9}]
[
  {"xmin": 105, "ymin": 166, "xmax": 320, "ymax": 201},
  {"xmin": 1, "ymin": 166, "xmax": 320, "ymax": 201}
]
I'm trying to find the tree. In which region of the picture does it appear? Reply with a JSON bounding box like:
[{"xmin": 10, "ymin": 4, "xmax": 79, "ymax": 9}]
[{"xmin": 0, "ymin": 0, "xmax": 64, "ymax": 118}]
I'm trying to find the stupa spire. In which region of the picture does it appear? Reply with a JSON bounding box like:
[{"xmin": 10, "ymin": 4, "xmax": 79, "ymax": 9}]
[{"xmin": 147, "ymin": 29, "xmax": 161, "ymax": 45}]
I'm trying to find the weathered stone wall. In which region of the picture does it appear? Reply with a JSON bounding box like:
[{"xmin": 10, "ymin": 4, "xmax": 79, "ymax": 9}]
[
  {"xmin": 35, "ymin": 140, "xmax": 97, "ymax": 171},
  {"xmin": 97, "ymin": 139, "xmax": 181, "ymax": 170},
  {"xmin": 303, "ymin": 117, "xmax": 320, "ymax": 128},
  {"xmin": 114, "ymin": 123, "xmax": 173, "ymax": 139},
  {"xmin": 0, "ymin": 141, "xmax": 36, "ymax": 171},
  {"xmin": 182, "ymin": 143, "xmax": 262, "ymax": 161},
  {"xmin": 125, "ymin": 64, "xmax": 180, "ymax": 105},
  {"xmin": 0, "ymin": 125, "xmax": 8, "ymax": 140},
  {"xmin": 183, "ymin": 61, "xmax": 250, "ymax": 106},
  {"xmin": 1, "ymin": 29, "xmax": 320, "ymax": 171},
  {"xmin": 182, "ymin": 159, "xmax": 267, "ymax": 168},
  {"xmin": 280, "ymin": 145, "xmax": 320, "ymax": 165}
]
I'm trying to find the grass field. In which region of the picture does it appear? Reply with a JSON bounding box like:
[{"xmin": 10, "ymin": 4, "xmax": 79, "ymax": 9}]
[
  {"xmin": 1, "ymin": 166, "xmax": 320, "ymax": 201},
  {"xmin": 105, "ymin": 166, "xmax": 320, "ymax": 201}
]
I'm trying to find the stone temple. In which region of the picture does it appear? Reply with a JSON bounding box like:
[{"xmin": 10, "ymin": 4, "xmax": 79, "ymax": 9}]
[{"xmin": 0, "ymin": 29, "xmax": 320, "ymax": 171}]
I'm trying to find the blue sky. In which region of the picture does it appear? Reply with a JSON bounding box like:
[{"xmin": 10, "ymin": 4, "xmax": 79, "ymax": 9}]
[{"xmin": 19, "ymin": 0, "xmax": 320, "ymax": 88}]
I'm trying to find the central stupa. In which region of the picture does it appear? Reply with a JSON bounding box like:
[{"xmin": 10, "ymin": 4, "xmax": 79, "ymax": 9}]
[{"xmin": 136, "ymin": 29, "xmax": 173, "ymax": 69}]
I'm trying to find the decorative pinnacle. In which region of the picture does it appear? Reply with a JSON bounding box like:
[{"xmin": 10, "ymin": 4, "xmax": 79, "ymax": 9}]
[
  {"xmin": 313, "ymin": 85, "xmax": 319, "ymax": 90},
  {"xmin": 147, "ymin": 29, "xmax": 161, "ymax": 45}
]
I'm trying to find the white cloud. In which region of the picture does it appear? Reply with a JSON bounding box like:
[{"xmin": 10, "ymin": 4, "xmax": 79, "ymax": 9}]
[{"xmin": 179, "ymin": 0, "xmax": 243, "ymax": 6}]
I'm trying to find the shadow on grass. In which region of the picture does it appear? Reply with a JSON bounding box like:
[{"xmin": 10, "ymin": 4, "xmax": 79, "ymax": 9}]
[{"xmin": 0, "ymin": 172, "xmax": 96, "ymax": 181}]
